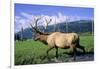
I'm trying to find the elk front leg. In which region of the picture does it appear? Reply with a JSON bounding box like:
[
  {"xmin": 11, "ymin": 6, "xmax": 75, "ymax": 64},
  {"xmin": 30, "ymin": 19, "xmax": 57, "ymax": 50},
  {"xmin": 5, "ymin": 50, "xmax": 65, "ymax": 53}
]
[
  {"xmin": 55, "ymin": 47, "xmax": 58, "ymax": 59},
  {"xmin": 70, "ymin": 45, "xmax": 77, "ymax": 61},
  {"xmin": 46, "ymin": 47, "xmax": 54, "ymax": 56}
]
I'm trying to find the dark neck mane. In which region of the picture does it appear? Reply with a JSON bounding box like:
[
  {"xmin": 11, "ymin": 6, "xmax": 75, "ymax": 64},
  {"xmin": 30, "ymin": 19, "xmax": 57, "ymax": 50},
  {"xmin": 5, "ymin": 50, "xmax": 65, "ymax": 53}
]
[{"xmin": 39, "ymin": 34, "xmax": 48, "ymax": 45}]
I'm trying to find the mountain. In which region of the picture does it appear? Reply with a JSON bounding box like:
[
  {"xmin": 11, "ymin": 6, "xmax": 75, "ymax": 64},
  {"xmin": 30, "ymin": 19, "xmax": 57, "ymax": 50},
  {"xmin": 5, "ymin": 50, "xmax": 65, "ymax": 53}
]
[{"xmin": 15, "ymin": 20, "xmax": 94, "ymax": 40}]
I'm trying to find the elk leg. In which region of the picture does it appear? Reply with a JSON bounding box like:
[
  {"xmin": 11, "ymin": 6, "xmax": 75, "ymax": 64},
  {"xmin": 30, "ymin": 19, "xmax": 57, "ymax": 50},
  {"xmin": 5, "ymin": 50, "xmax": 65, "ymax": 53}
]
[
  {"xmin": 73, "ymin": 47, "xmax": 77, "ymax": 61},
  {"xmin": 46, "ymin": 47, "xmax": 54, "ymax": 56},
  {"xmin": 77, "ymin": 45, "xmax": 85, "ymax": 54},
  {"xmin": 55, "ymin": 47, "xmax": 58, "ymax": 58},
  {"xmin": 42, "ymin": 47, "xmax": 54, "ymax": 60},
  {"xmin": 70, "ymin": 45, "xmax": 76, "ymax": 61}
]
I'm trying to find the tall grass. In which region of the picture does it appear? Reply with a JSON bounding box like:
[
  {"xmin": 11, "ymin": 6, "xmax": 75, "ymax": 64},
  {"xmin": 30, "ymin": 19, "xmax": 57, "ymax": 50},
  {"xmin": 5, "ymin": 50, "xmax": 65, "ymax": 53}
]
[{"xmin": 15, "ymin": 35, "xmax": 94, "ymax": 65}]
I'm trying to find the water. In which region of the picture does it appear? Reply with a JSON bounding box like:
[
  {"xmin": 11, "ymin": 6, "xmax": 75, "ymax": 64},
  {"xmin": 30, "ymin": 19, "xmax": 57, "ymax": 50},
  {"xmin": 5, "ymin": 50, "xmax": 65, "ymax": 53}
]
[{"xmin": 46, "ymin": 53, "xmax": 94, "ymax": 63}]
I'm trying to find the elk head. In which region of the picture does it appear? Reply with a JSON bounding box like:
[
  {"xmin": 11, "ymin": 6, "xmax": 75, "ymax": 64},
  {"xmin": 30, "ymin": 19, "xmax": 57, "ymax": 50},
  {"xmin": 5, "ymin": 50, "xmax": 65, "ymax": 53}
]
[
  {"xmin": 30, "ymin": 24, "xmax": 49, "ymax": 44},
  {"xmin": 30, "ymin": 17, "xmax": 52, "ymax": 44}
]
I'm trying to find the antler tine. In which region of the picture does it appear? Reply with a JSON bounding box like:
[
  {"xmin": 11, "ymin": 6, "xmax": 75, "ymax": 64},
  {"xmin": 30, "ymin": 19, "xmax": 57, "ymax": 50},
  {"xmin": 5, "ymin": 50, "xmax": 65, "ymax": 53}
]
[
  {"xmin": 45, "ymin": 18, "xmax": 52, "ymax": 24},
  {"xmin": 30, "ymin": 23, "xmax": 44, "ymax": 34},
  {"xmin": 30, "ymin": 23, "xmax": 34, "ymax": 28},
  {"xmin": 34, "ymin": 16, "xmax": 44, "ymax": 28},
  {"xmin": 30, "ymin": 23, "xmax": 35, "ymax": 32},
  {"xmin": 44, "ymin": 18, "xmax": 52, "ymax": 29},
  {"xmin": 48, "ymin": 18, "xmax": 52, "ymax": 24},
  {"xmin": 35, "ymin": 16, "xmax": 42, "ymax": 22}
]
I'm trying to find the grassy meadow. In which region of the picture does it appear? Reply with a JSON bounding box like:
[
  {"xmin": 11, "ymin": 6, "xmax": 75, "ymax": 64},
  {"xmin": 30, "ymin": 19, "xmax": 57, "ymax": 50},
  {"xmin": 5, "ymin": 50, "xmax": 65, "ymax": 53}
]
[{"xmin": 15, "ymin": 35, "xmax": 94, "ymax": 65}]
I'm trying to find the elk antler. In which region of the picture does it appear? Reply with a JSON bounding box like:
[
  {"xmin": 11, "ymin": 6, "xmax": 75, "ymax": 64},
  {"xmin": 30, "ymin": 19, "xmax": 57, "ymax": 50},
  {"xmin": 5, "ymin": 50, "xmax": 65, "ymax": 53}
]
[
  {"xmin": 34, "ymin": 16, "xmax": 42, "ymax": 28},
  {"xmin": 44, "ymin": 18, "xmax": 52, "ymax": 30},
  {"xmin": 30, "ymin": 23, "xmax": 49, "ymax": 35},
  {"xmin": 30, "ymin": 16, "xmax": 51, "ymax": 35},
  {"xmin": 30, "ymin": 23, "xmax": 43, "ymax": 34}
]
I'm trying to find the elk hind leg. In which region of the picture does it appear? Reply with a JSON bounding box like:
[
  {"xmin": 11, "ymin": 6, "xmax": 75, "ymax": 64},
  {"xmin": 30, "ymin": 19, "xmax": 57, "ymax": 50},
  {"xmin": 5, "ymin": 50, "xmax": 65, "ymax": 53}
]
[
  {"xmin": 70, "ymin": 45, "xmax": 77, "ymax": 61},
  {"xmin": 77, "ymin": 45, "xmax": 85, "ymax": 54},
  {"xmin": 73, "ymin": 47, "xmax": 77, "ymax": 61}
]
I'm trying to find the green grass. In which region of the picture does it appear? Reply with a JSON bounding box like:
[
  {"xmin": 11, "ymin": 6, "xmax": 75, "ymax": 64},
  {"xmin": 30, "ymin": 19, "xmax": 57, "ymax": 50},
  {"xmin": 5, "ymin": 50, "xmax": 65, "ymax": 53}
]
[
  {"xmin": 15, "ymin": 35, "xmax": 94, "ymax": 65},
  {"xmin": 80, "ymin": 35, "xmax": 94, "ymax": 52}
]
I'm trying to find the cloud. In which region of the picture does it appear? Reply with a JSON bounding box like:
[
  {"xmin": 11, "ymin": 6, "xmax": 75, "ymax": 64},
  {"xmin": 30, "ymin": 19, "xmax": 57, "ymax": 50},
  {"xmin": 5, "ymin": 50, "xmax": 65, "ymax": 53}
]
[
  {"xmin": 14, "ymin": 16, "xmax": 30, "ymax": 33},
  {"xmin": 21, "ymin": 12, "xmax": 34, "ymax": 19},
  {"xmin": 15, "ymin": 12, "xmax": 85, "ymax": 33},
  {"xmin": 67, "ymin": 15, "xmax": 81, "ymax": 22},
  {"xmin": 39, "ymin": 12, "xmax": 67, "ymax": 26},
  {"xmin": 57, "ymin": 12, "xmax": 67, "ymax": 23}
]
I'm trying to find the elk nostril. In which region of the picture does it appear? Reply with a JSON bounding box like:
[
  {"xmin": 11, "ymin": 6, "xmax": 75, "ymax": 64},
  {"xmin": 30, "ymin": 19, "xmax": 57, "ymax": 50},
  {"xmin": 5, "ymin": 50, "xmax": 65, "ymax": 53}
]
[
  {"xmin": 34, "ymin": 39, "xmax": 37, "ymax": 41},
  {"xmin": 34, "ymin": 37, "xmax": 38, "ymax": 41}
]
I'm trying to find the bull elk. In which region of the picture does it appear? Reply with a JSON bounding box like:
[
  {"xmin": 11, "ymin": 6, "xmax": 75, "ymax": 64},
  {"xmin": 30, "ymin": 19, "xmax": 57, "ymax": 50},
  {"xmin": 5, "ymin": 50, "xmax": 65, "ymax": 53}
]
[{"xmin": 30, "ymin": 17, "xmax": 85, "ymax": 61}]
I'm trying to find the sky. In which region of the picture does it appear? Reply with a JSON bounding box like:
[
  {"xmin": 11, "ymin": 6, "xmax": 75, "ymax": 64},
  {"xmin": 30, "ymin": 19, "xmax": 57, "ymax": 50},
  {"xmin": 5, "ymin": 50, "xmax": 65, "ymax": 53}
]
[{"xmin": 14, "ymin": 3, "xmax": 94, "ymax": 33}]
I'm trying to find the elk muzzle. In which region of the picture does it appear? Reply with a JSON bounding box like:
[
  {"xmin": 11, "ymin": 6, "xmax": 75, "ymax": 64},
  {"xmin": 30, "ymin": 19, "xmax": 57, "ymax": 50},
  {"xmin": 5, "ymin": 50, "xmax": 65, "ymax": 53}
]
[{"xmin": 34, "ymin": 36, "xmax": 40, "ymax": 41}]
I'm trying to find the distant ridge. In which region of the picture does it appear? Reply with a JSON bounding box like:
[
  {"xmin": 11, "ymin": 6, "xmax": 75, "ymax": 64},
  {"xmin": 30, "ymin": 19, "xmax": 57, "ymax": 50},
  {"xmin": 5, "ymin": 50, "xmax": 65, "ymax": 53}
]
[{"xmin": 15, "ymin": 20, "xmax": 94, "ymax": 39}]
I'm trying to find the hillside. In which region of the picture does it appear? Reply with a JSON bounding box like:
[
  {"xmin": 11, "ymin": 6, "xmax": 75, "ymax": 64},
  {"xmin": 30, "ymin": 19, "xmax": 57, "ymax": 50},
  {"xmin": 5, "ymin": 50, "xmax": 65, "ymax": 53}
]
[{"xmin": 15, "ymin": 20, "xmax": 94, "ymax": 39}]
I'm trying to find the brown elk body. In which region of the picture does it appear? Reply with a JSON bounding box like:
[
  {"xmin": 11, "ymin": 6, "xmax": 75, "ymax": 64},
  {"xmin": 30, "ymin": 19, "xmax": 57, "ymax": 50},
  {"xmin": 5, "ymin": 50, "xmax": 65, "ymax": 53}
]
[
  {"xmin": 30, "ymin": 17, "xmax": 85, "ymax": 61},
  {"xmin": 34, "ymin": 31, "xmax": 85, "ymax": 60}
]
